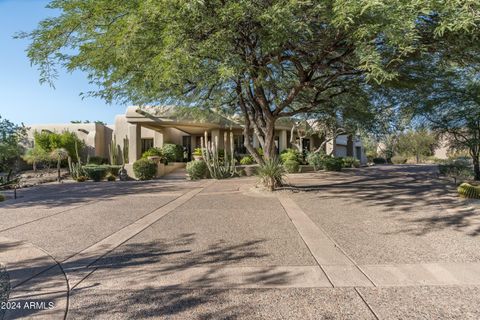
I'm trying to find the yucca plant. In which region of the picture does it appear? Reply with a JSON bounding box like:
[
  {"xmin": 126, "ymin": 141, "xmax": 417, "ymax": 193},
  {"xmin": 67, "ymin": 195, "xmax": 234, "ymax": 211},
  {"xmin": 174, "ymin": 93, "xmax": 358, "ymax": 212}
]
[
  {"xmin": 50, "ymin": 148, "xmax": 69, "ymax": 182},
  {"xmin": 257, "ymin": 157, "xmax": 285, "ymax": 191}
]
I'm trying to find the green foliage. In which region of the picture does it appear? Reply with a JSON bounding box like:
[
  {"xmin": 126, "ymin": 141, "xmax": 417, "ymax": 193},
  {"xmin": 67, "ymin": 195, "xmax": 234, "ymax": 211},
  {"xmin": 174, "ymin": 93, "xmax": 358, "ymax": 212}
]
[
  {"xmin": 106, "ymin": 173, "xmax": 116, "ymax": 181},
  {"xmin": 83, "ymin": 164, "xmax": 109, "ymax": 182},
  {"xmin": 240, "ymin": 155, "xmax": 254, "ymax": 165},
  {"xmin": 141, "ymin": 147, "xmax": 163, "ymax": 160},
  {"xmin": 88, "ymin": 156, "xmax": 107, "ymax": 165},
  {"xmin": 257, "ymin": 158, "xmax": 285, "ymax": 191},
  {"xmin": 438, "ymin": 158, "xmax": 473, "ymax": 183},
  {"xmin": 283, "ymin": 160, "xmax": 300, "ymax": 173},
  {"xmin": 192, "ymin": 148, "xmax": 203, "ymax": 156},
  {"xmin": 23, "ymin": 147, "xmax": 50, "ymax": 170},
  {"xmin": 458, "ymin": 183, "xmax": 480, "ymax": 199},
  {"xmin": 306, "ymin": 152, "xmax": 325, "ymax": 171},
  {"xmin": 0, "ymin": 193, "xmax": 5, "ymax": 202},
  {"xmin": 324, "ymin": 157, "xmax": 343, "ymax": 171},
  {"xmin": 22, "ymin": 0, "xmax": 480, "ymax": 163},
  {"xmin": 107, "ymin": 165, "xmax": 122, "ymax": 177},
  {"xmin": 186, "ymin": 160, "xmax": 207, "ymax": 180},
  {"xmin": 343, "ymin": 156, "xmax": 360, "ymax": 168},
  {"xmin": 395, "ymin": 129, "xmax": 437, "ymax": 163},
  {"xmin": 132, "ymin": 159, "xmax": 157, "ymax": 180},
  {"xmin": 162, "ymin": 144, "xmax": 183, "ymax": 163},
  {"xmin": 33, "ymin": 131, "xmax": 84, "ymax": 161},
  {"xmin": 280, "ymin": 149, "xmax": 301, "ymax": 163},
  {"xmin": 391, "ymin": 155, "xmax": 408, "ymax": 164},
  {"xmin": 0, "ymin": 116, "xmax": 27, "ymax": 172}
]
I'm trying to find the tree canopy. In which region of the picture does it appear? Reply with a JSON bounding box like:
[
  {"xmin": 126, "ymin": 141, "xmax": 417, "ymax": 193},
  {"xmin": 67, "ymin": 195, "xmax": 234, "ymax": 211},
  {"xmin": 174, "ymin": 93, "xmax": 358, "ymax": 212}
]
[
  {"xmin": 0, "ymin": 117, "xmax": 27, "ymax": 172},
  {"xmin": 22, "ymin": 0, "xmax": 480, "ymax": 161}
]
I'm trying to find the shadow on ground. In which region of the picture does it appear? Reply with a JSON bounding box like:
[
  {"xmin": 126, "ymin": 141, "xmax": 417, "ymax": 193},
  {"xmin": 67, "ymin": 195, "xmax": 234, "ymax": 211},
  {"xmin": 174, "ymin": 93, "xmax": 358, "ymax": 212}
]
[
  {"xmin": 0, "ymin": 179, "xmax": 201, "ymax": 209},
  {"xmin": 284, "ymin": 165, "xmax": 480, "ymax": 237}
]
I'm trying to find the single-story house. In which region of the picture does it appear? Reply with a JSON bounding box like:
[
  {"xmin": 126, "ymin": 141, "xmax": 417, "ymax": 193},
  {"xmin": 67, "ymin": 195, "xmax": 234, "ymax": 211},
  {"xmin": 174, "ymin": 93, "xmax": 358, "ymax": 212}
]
[{"xmin": 27, "ymin": 106, "xmax": 367, "ymax": 176}]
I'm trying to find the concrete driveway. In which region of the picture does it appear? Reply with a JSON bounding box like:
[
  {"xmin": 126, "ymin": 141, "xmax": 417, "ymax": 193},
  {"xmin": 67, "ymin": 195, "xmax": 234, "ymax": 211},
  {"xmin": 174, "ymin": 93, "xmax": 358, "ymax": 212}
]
[{"xmin": 0, "ymin": 165, "xmax": 479, "ymax": 319}]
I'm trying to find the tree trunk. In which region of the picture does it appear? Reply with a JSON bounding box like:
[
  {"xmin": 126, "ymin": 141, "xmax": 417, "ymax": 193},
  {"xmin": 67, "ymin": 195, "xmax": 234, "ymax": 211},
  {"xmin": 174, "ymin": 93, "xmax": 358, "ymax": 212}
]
[
  {"xmin": 473, "ymin": 157, "xmax": 480, "ymax": 181},
  {"xmin": 57, "ymin": 159, "xmax": 61, "ymax": 182}
]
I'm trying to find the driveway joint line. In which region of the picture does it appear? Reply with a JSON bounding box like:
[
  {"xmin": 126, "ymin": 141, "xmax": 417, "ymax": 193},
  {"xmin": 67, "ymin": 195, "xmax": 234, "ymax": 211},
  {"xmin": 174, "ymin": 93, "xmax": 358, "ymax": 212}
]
[
  {"xmin": 354, "ymin": 287, "xmax": 380, "ymax": 320},
  {"xmin": 66, "ymin": 183, "xmax": 212, "ymax": 291}
]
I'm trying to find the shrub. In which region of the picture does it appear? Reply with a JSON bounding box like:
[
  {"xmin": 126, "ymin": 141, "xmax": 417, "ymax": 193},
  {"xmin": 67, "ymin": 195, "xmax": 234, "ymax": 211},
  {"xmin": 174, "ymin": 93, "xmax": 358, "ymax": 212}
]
[
  {"xmin": 343, "ymin": 156, "xmax": 360, "ymax": 168},
  {"xmin": 240, "ymin": 155, "xmax": 254, "ymax": 165},
  {"xmin": 186, "ymin": 160, "xmax": 207, "ymax": 180},
  {"xmin": 33, "ymin": 130, "xmax": 85, "ymax": 161},
  {"xmin": 280, "ymin": 148, "xmax": 301, "ymax": 163},
  {"xmin": 324, "ymin": 157, "xmax": 343, "ymax": 171},
  {"xmin": 373, "ymin": 157, "xmax": 387, "ymax": 164},
  {"xmin": 88, "ymin": 156, "xmax": 107, "ymax": 165},
  {"xmin": 83, "ymin": 165, "xmax": 108, "ymax": 182},
  {"xmin": 458, "ymin": 183, "xmax": 480, "ymax": 199},
  {"xmin": 107, "ymin": 165, "xmax": 122, "ymax": 177},
  {"xmin": 162, "ymin": 144, "xmax": 184, "ymax": 163},
  {"xmin": 133, "ymin": 159, "xmax": 157, "ymax": 180},
  {"xmin": 192, "ymin": 148, "xmax": 203, "ymax": 156},
  {"xmin": 142, "ymin": 147, "xmax": 163, "ymax": 160},
  {"xmin": 306, "ymin": 152, "xmax": 325, "ymax": 171},
  {"xmin": 106, "ymin": 173, "xmax": 116, "ymax": 181},
  {"xmin": 438, "ymin": 158, "xmax": 473, "ymax": 183},
  {"xmin": 391, "ymin": 155, "xmax": 407, "ymax": 165},
  {"xmin": 283, "ymin": 159, "xmax": 300, "ymax": 173},
  {"xmin": 0, "ymin": 194, "xmax": 5, "ymax": 202},
  {"xmin": 257, "ymin": 158, "xmax": 285, "ymax": 191}
]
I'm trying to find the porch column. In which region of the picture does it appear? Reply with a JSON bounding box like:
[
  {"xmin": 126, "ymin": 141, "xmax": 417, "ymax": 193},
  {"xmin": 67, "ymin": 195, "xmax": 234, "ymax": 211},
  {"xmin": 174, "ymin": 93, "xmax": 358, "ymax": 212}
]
[
  {"xmin": 153, "ymin": 130, "xmax": 164, "ymax": 148},
  {"xmin": 128, "ymin": 123, "xmax": 141, "ymax": 163},
  {"xmin": 253, "ymin": 134, "xmax": 259, "ymax": 148},
  {"xmin": 279, "ymin": 130, "xmax": 287, "ymax": 152}
]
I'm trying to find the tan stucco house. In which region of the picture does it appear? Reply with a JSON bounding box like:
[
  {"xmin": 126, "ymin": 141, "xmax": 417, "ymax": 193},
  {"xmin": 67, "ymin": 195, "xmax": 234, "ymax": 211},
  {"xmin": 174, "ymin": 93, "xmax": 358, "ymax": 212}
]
[{"xmin": 27, "ymin": 106, "xmax": 366, "ymax": 175}]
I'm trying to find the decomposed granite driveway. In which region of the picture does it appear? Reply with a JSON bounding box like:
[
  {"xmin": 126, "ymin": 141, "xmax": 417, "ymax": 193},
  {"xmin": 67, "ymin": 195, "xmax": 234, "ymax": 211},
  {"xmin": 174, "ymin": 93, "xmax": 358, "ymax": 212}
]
[{"xmin": 0, "ymin": 165, "xmax": 479, "ymax": 319}]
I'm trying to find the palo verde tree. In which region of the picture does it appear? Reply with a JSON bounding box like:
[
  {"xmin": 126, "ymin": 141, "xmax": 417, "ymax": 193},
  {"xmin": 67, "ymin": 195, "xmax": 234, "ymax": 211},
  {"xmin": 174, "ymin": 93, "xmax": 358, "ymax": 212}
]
[
  {"xmin": 395, "ymin": 128, "xmax": 438, "ymax": 164},
  {"xmin": 413, "ymin": 66, "xmax": 480, "ymax": 180},
  {"xmin": 0, "ymin": 116, "xmax": 27, "ymax": 172},
  {"xmin": 21, "ymin": 0, "xmax": 480, "ymax": 163}
]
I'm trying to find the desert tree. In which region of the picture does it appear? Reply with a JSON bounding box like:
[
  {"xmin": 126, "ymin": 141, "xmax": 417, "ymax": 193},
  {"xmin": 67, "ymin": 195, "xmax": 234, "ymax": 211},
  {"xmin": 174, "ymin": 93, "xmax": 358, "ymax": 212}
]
[{"xmin": 21, "ymin": 0, "xmax": 480, "ymax": 164}]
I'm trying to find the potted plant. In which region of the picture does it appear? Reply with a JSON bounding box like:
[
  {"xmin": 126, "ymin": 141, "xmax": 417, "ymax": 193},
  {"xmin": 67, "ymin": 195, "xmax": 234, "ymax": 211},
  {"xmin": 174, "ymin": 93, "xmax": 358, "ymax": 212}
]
[{"xmin": 192, "ymin": 148, "xmax": 203, "ymax": 161}]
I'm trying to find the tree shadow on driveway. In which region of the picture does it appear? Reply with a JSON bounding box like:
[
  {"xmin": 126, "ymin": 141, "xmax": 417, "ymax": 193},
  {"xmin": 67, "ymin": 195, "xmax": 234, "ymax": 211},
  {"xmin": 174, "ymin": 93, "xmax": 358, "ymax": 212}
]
[{"xmin": 284, "ymin": 165, "xmax": 480, "ymax": 237}]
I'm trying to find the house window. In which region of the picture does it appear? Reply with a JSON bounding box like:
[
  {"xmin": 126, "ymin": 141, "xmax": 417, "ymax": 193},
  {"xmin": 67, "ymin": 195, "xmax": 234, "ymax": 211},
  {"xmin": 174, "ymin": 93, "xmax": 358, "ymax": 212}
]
[{"xmin": 141, "ymin": 138, "xmax": 154, "ymax": 153}]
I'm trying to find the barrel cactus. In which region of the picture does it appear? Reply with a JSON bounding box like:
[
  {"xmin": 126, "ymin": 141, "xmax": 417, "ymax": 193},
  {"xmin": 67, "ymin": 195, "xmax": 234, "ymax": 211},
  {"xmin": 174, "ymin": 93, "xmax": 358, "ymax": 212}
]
[{"xmin": 457, "ymin": 183, "xmax": 480, "ymax": 199}]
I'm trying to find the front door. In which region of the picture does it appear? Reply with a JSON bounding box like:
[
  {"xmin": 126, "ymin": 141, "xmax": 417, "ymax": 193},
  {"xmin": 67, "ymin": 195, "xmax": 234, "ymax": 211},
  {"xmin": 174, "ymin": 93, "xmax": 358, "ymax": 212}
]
[{"xmin": 182, "ymin": 136, "xmax": 192, "ymax": 162}]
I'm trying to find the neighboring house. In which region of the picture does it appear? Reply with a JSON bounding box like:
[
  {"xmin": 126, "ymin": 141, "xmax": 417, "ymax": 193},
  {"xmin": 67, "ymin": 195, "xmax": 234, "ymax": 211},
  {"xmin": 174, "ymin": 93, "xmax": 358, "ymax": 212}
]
[{"xmin": 27, "ymin": 106, "xmax": 367, "ymax": 174}]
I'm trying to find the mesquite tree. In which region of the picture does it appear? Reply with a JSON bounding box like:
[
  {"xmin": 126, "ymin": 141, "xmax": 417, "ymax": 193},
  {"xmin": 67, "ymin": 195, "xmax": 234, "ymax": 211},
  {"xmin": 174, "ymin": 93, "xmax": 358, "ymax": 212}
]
[{"xmin": 21, "ymin": 1, "xmax": 480, "ymax": 163}]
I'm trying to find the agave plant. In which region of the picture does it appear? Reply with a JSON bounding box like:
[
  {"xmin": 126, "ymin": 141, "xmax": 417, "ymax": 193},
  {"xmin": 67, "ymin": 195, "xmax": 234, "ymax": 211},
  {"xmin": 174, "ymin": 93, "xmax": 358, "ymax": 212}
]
[
  {"xmin": 50, "ymin": 148, "xmax": 69, "ymax": 182},
  {"xmin": 257, "ymin": 157, "xmax": 285, "ymax": 191}
]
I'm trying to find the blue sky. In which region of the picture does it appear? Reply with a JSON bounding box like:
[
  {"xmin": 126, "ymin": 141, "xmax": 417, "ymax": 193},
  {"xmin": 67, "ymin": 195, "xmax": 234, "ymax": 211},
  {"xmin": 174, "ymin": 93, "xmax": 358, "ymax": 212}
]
[{"xmin": 0, "ymin": 0, "xmax": 125, "ymax": 125}]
